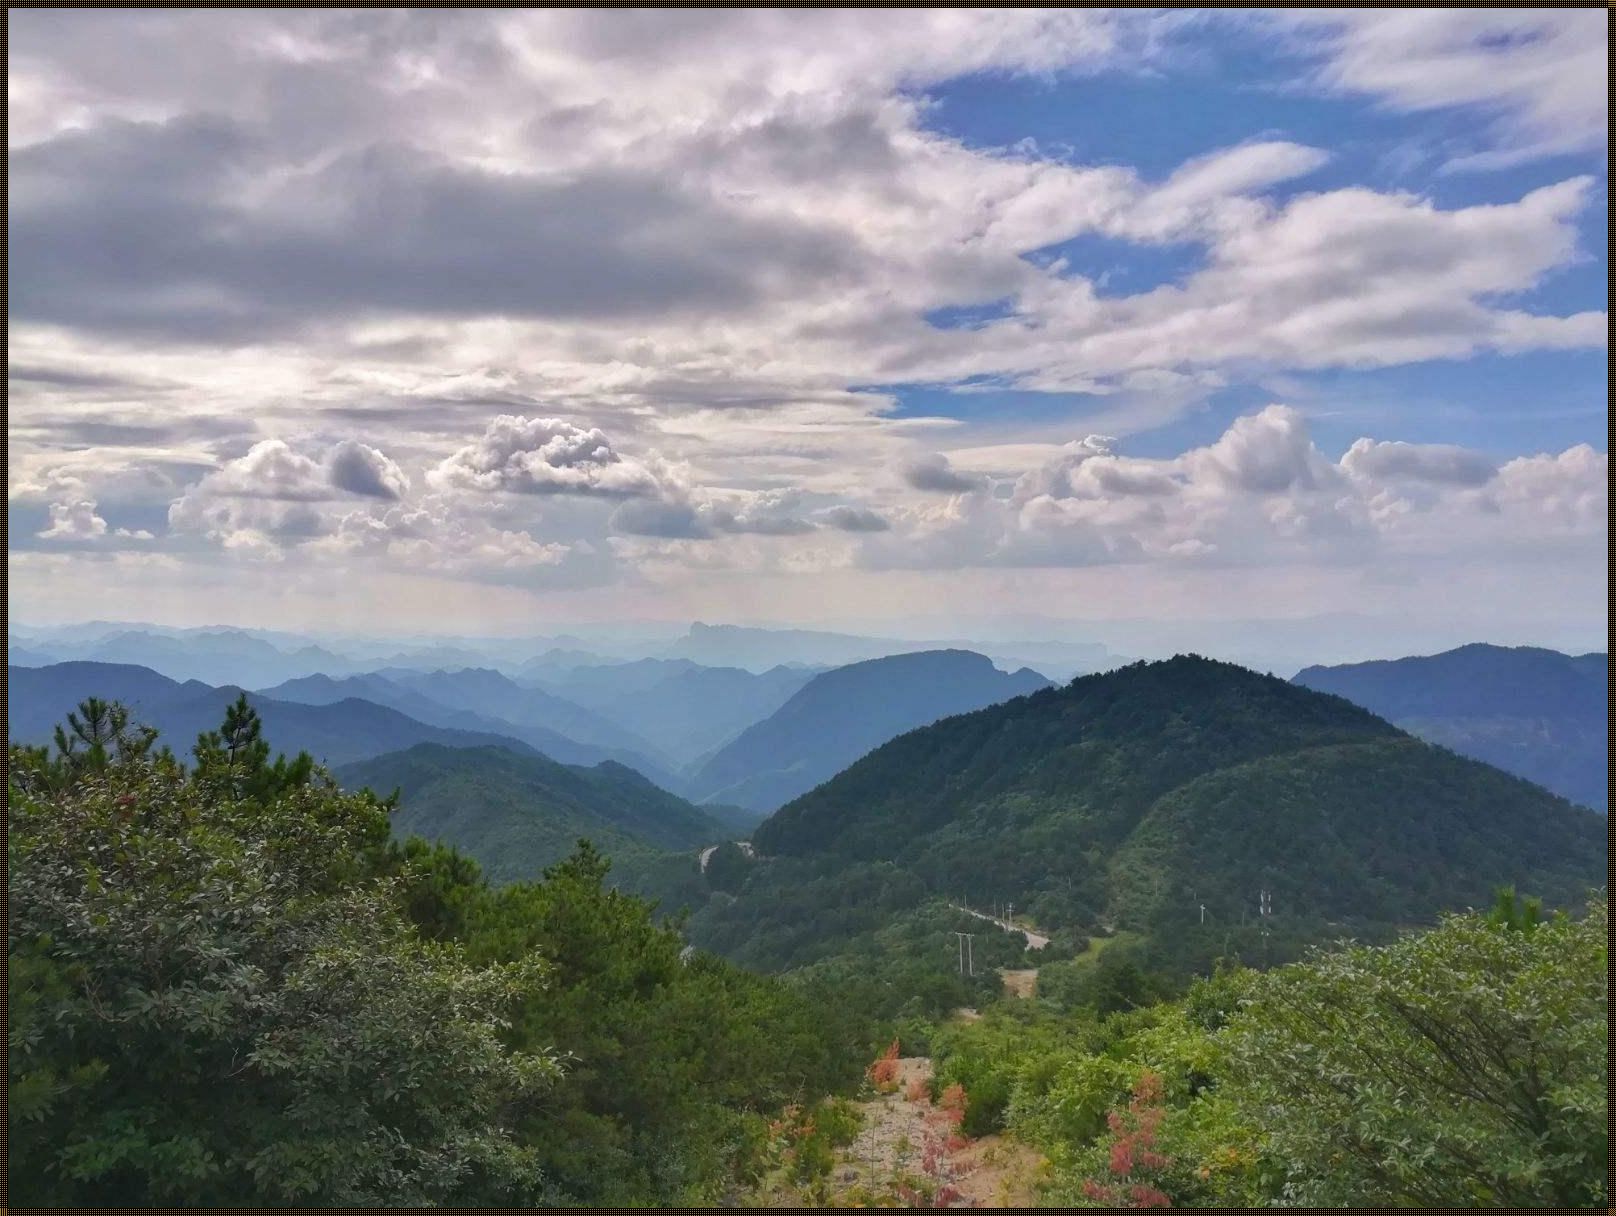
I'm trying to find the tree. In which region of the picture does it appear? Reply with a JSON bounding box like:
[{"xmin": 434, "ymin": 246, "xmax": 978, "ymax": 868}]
[
  {"xmin": 1220, "ymin": 895, "xmax": 1608, "ymax": 1206},
  {"xmin": 192, "ymin": 693, "xmax": 315, "ymax": 802}
]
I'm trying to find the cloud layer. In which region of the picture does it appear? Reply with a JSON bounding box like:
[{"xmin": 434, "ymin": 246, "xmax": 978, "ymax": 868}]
[{"xmin": 6, "ymin": 9, "xmax": 1607, "ymax": 639}]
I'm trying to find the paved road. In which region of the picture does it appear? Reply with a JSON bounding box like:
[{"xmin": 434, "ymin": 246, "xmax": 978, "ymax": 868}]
[
  {"xmin": 948, "ymin": 903, "xmax": 1050, "ymax": 950},
  {"xmin": 698, "ymin": 840, "xmax": 756, "ymax": 871}
]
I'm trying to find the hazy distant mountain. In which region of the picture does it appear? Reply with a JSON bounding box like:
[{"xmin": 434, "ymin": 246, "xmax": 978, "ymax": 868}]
[
  {"xmin": 7, "ymin": 643, "xmax": 58, "ymax": 668},
  {"xmin": 688, "ymin": 649, "xmax": 1052, "ymax": 812},
  {"xmin": 8, "ymin": 628, "xmax": 356, "ymax": 689},
  {"xmin": 667, "ymin": 623, "xmax": 928, "ymax": 671},
  {"xmin": 337, "ymin": 743, "xmax": 726, "ymax": 884},
  {"xmin": 8, "ymin": 662, "xmax": 536, "ymax": 770},
  {"xmin": 1293, "ymin": 644, "xmax": 1608, "ymax": 811},
  {"xmin": 530, "ymin": 658, "xmax": 820, "ymax": 765},
  {"xmin": 663, "ymin": 621, "xmax": 1115, "ymax": 680},
  {"xmin": 259, "ymin": 670, "xmax": 676, "ymax": 775},
  {"xmin": 382, "ymin": 668, "xmax": 658, "ymax": 755}
]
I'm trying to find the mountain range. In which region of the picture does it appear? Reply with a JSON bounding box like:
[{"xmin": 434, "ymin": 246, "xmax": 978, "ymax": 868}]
[
  {"xmin": 1293, "ymin": 644, "xmax": 1608, "ymax": 811},
  {"xmin": 260, "ymin": 669, "xmax": 669, "ymax": 773},
  {"xmin": 7, "ymin": 662, "xmax": 540, "ymax": 770},
  {"xmin": 691, "ymin": 655, "xmax": 1605, "ymax": 975}
]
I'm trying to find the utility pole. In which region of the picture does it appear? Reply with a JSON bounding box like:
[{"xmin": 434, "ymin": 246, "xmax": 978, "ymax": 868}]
[
  {"xmin": 1258, "ymin": 888, "xmax": 1272, "ymax": 970},
  {"xmin": 1199, "ymin": 903, "xmax": 1206, "ymax": 925},
  {"xmin": 965, "ymin": 933, "xmax": 975, "ymax": 977},
  {"xmin": 1006, "ymin": 901, "xmax": 1014, "ymax": 928},
  {"xmin": 954, "ymin": 931, "xmax": 968, "ymax": 975}
]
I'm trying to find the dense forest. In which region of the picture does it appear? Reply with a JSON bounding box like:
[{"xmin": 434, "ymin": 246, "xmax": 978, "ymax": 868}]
[
  {"xmin": 8, "ymin": 697, "xmax": 870, "ymax": 1205},
  {"xmin": 8, "ymin": 691, "xmax": 1607, "ymax": 1206}
]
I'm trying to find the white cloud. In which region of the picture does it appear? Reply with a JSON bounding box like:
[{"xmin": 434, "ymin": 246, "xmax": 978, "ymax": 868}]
[
  {"xmin": 428, "ymin": 415, "xmax": 669, "ymax": 498},
  {"xmin": 1273, "ymin": 9, "xmax": 1608, "ymax": 168},
  {"xmin": 859, "ymin": 406, "xmax": 1601, "ymax": 575},
  {"xmin": 3, "ymin": 10, "xmax": 1604, "ymax": 637},
  {"xmin": 38, "ymin": 497, "xmax": 109, "ymax": 542}
]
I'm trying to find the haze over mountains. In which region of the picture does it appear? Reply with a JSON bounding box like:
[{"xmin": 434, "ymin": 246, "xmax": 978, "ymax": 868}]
[
  {"xmin": 688, "ymin": 650, "xmax": 1053, "ymax": 812},
  {"xmin": 9, "ymin": 623, "xmax": 1608, "ymax": 1001},
  {"xmin": 1293, "ymin": 644, "xmax": 1608, "ymax": 811},
  {"xmin": 7, "ymin": 662, "xmax": 543, "ymax": 771}
]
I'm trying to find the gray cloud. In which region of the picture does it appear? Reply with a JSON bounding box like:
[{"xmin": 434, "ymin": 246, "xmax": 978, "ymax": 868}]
[
  {"xmin": 1340, "ymin": 438, "xmax": 1497, "ymax": 486},
  {"xmin": 903, "ymin": 452, "xmax": 983, "ymax": 493},
  {"xmin": 328, "ymin": 440, "xmax": 409, "ymax": 499},
  {"xmin": 9, "ymin": 118, "xmax": 861, "ymax": 341},
  {"xmin": 818, "ymin": 505, "xmax": 891, "ymax": 532}
]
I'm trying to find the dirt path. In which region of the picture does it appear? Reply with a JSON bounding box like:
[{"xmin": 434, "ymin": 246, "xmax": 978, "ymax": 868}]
[
  {"xmin": 841, "ymin": 1057, "xmax": 940, "ymax": 1181},
  {"xmin": 825, "ymin": 1056, "xmax": 1046, "ymax": 1207}
]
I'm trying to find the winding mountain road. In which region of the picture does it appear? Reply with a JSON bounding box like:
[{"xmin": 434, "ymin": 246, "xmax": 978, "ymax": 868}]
[{"xmin": 947, "ymin": 903, "xmax": 1050, "ymax": 950}]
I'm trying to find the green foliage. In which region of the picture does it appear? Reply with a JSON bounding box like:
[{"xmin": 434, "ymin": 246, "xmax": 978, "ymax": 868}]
[
  {"xmin": 923, "ymin": 893, "xmax": 1606, "ymax": 1208},
  {"xmin": 931, "ymin": 1002, "xmax": 1104, "ymax": 1137},
  {"xmin": 8, "ymin": 712, "xmax": 557, "ymax": 1206},
  {"xmin": 705, "ymin": 657, "xmax": 1602, "ymax": 999},
  {"xmin": 704, "ymin": 839, "xmax": 752, "ymax": 893},
  {"xmin": 1220, "ymin": 894, "xmax": 1608, "ymax": 1206}
]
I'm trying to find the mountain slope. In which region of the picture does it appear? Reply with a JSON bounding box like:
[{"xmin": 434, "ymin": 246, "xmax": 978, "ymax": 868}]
[
  {"xmin": 337, "ymin": 743, "xmax": 726, "ymax": 884},
  {"xmin": 1292, "ymin": 644, "xmax": 1608, "ymax": 810},
  {"xmin": 698, "ymin": 656, "xmax": 1604, "ymax": 975},
  {"xmin": 8, "ymin": 663, "xmax": 536, "ymax": 769},
  {"xmin": 688, "ymin": 650, "xmax": 1052, "ymax": 812},
  {"xmin": 383, "ymin": 667, "xmax": 662, "ymax": 759}
]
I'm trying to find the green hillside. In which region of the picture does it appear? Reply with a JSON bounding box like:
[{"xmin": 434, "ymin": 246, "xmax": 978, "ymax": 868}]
[
  {"xmin": 698, "ymin": 656, "xmax": 1604, "ymax": 981},
  {"xmin": 337, "ymin": 743, "xmax": 727, "ymax": 885}
]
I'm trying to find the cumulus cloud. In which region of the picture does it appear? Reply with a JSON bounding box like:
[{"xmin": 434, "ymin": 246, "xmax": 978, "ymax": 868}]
[
  {"xmin": 429, "ymin": 416, "xmax": 668, "ymax": 498},
  {"xmin": 863, "ymin": 406, "xmax": 1601, "ymax": 574},
  {"xmin": 38, "ymin": 498, "xmax": 110, "ymax": 542},
  {"xmin": 1184, "ymin": 406, "xmax": 1341, "ymax": 494}
]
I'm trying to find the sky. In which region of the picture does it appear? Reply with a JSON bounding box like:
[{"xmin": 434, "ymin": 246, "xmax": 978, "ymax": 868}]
[{"xmin": 7, "ymin": 9, "xmax": 1609, "ymax": 654}]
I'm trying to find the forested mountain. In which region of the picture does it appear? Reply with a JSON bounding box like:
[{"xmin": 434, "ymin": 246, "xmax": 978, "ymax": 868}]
[
  {"xmin": 694, "ymin": 656, "xmax": 1604, "ymax": 977},
  {"xmin": 1292, "ymin": 643, "xmax": 1609, "ymax": 810},
  {"xmin": 8, "ymin": 663, "xmax": 536, "ymax": 769},
  {"xmin": 336, "ymin": 743, "xmax": 726, "ymax": 884},
  {"xmin": 528, "ymin": 658, "xmax": 818, "ymax": 764},
  {"xmin": 261, "ymin": 670, "xmax": 666, "ymax": 773},
  {"xmin": 688, "ymin": 650, "xmax": 1052, "ymax": 812}
]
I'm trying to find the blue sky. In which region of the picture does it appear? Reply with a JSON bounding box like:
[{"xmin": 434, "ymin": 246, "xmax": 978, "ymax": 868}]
[
  {"xmin": 891, "ymin": 25, "xmax": 1608, "ymax": 460},
  {"xmin": 6, "ymin": 9, "xmax": 1608, "ymax": 647}
]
